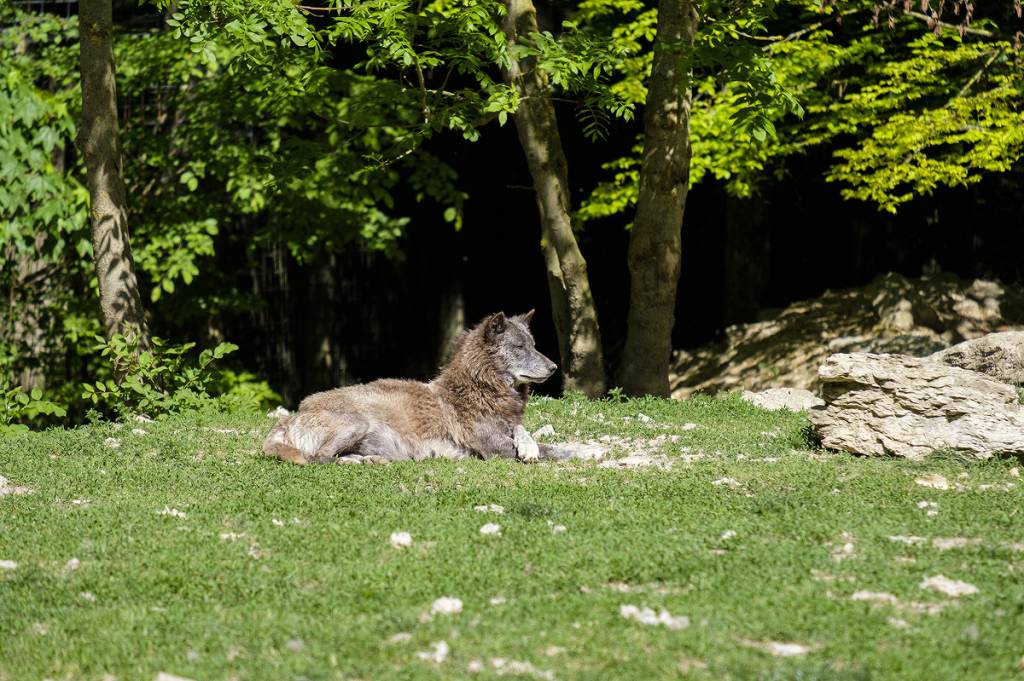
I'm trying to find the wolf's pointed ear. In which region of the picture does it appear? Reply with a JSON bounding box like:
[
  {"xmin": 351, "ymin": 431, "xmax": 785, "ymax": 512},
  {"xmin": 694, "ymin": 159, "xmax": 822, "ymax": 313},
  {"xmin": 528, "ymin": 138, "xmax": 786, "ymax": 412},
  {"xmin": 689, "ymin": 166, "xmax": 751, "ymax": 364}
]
[
  {"xmin": 516, "ymin": 309, "xmax": 535, "ymax": 326},
  {"xmin": 484, "ymin": 312, "xmax": 507, "ymax": 340}
]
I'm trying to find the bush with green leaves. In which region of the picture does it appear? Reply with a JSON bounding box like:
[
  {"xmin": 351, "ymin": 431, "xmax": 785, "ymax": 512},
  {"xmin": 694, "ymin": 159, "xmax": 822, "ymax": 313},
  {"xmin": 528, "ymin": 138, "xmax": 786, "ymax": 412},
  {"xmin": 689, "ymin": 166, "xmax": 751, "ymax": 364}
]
[
  {"xmin": 80, "ymin": 335, "xmax": 254, "ymax": 419},
  {"xmin": 0, "ymin": 386, "xmax": 67, "ymax": 435}
]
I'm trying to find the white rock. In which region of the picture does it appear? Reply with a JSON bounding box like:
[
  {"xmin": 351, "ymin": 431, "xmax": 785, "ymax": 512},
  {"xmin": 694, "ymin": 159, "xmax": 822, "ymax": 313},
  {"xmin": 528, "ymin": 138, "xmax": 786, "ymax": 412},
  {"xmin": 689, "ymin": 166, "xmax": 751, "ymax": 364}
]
[
  {"xmin": 219, "ymin": 532, "xmax": 246, "ymax": 542},
  {"xmin": 681, "ymin": 422, "xmax": 699, "ymax": 430},
  {"xmin": 430, "ymin": 597, "xmax": 463, "ymax": 616},
  {"xmin": 0, "ymin": 560, "xmax": 17, "ymax": 570},
  {"xmin": 0, "ymin": 475, "xmax": 31, "ymax": 496},
  {"xmin": 63, "ymin": 558, "xmax": 81, "ymax": 573},
  {"xmin": 489, "ymin": 596, "xmax": 507, "ymax": 605},
  {"xmin": 155, "ymin": 673, "xmax": 196, "ymax": 681},
  {"xmin": 808, "ymin": 352, "xmax": 1024, "ymax": 458},
  {"xmin": 720, "ymin": 530, "xmax": 737, "ymax": 541},
  {"xmin": 103, "ymin": 437, "xmax": 121, "ymax": 449},
  {"xmin": 157, "ymin": 507, "xmax": 187, "ymax": 519},
  {"xmin": 914, "ymin": 474, "xmax": 950, "ymax": 490},
  {"xmin": 473, "ymin": 504, "xmax": 505, "ymax": 514},
  {"xmin": 131, "ymin": 428, "xmax": 147, "ymax": 437},
  {"xmin": 479, "ymin": 523, "xmax": 502, "ymax": 536},
  {"xmin": 711, "ymin": 477, "xmax": 741, "ymax": 488},
  {"xmin": 637, "ymin": 413, "xmax": 653, "ymax": 423},
  {"xmin": 619, "ymin": 604, "xmax": 689, "ymax": 630},
  {"xmin": 416, "ymin": 640, "xmax": 449, "ymax": 664},
  {"xmin": 888, "ymin": 535, "xmax": 927, "ymax": 545},
  {"xmin": 532, "ymin": 424, "xmax": 556, "ymax": 439},
  {"xmin": 387, "ymin": 632, "xmax": 412, "ymax": 644},
  {"xmin": 919, "ymin": 574, "xmax": 979, "ymax": 597},
  {"xmin": 739, "ymin": 639, "xmax": 811, "ymax": 657},
  {"xmin": 390, "ymin": 531, "xmax": 413, "ymax": 549},
  {"xmin": 742, "ymin": 388, "xmax": 824, "ymax": 412},
  {"xmin": 134, "ymin": 414, "xmax": 155, "ymax": 423}
]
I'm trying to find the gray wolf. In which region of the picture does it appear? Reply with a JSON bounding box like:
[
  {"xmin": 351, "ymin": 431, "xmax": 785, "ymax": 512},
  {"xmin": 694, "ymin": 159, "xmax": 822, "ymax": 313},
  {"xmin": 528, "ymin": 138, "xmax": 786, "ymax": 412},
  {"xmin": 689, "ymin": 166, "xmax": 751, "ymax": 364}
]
[{"xmin": 262, "ymin": 311, "xmax": 559, "ymax": 464}]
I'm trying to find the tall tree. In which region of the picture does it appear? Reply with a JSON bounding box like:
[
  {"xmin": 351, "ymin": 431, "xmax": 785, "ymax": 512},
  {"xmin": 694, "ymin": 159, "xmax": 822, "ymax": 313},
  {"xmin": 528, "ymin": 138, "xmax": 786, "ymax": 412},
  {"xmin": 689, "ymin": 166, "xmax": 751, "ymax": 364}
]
[
  {"xmin": 617, "ymin": 0, "xmax": 698, "ymax": 396},
  {"xmin": 78, "ymin": 0, "xmax": 150, "ymax": 352},
  {"xmin": 502, "ymin": 0, "xmax": 606, "ymax": 397}
]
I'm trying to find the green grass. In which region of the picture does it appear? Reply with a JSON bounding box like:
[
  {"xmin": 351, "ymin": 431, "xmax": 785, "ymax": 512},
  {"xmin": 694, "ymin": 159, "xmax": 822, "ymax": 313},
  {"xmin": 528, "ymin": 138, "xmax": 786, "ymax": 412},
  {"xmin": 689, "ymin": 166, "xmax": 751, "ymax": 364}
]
[{"xmin": 1, "ymin": 394, "xmax": 1022, "ymax": 680}]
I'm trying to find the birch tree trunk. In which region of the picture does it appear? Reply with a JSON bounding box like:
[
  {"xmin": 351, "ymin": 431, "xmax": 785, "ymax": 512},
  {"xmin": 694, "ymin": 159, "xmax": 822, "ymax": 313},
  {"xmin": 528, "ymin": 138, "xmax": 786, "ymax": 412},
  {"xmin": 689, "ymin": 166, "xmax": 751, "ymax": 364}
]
[
  {"xmin": 79, "ymin": 0, "xmax": 150, "ymax": 354},
  {"xmin": 502, "ymin": 0, "xmax": 606, "ymax": 397},
  {"xmin": 616, "ymin": 0, "xmax": 697, "ymax": 396}
]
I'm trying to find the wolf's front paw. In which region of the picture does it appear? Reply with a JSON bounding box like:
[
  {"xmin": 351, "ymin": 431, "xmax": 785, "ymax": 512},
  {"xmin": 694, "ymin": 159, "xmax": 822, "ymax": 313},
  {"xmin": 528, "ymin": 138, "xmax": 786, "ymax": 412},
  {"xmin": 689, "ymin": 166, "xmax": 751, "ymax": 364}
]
[{"xmin": 513, "ymin": 425, "xmax": 540, "ymax": 463}]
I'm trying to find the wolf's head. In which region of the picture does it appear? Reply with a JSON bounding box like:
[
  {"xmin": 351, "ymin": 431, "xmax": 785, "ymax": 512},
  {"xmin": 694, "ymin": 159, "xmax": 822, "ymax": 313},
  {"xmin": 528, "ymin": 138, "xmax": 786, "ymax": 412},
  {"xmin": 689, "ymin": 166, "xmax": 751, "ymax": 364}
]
[{"xmin": 483, "ymin": 310, "xmax": 557, "ymax": 387}]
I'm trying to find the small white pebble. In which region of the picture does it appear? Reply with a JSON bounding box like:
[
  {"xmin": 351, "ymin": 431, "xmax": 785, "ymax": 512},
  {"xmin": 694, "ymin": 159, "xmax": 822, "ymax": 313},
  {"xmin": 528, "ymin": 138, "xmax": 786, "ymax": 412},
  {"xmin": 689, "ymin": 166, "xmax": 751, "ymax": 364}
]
[
  {"xmin": 387, "ymin": 632, "xmax": 412, "ymax": 644},
  {"xmin": 489, "ymin": 596, "xmax": 507, "ymax": 605},
  {"xmin": 390, "ymin": 531, "xmax": 413, "ymax": 549},
  {"xmin": 920, "ymin": 574, "xmax": 979, "ymax": 597},
  {"xmin": 619, "ymin": 604, "xmax": 689, "ymax": 630},
  {"xmin": 637, "ymin": 413, "xmax": 653, "ymax": 423},
  {"xmin": 430, "ymin": 597, "xmax": 463, "ymax": 616},
  {"xmin": 157, "ymin": 507, "xmax": 187, "ymax": 519},
  {"xmin": 473, "ymin": 504, "xmax": 504, "ymax": 514},
  {"xmin": 271, "ymin": 518, "xmax": 285, "ymax": 527},
  {"xmin": 479, "ymin": 523, "xmax": 502, "ymax": 536},
  {"xmin": 0, "ymin": 560, "xmax": 17, "ymax": 570},
  {"xmin": 219, "ymin": 532, "xmax": 246, "ymax": 541},
  {"xmin": 416, "ymin": 640, "xmax": 449, "ymax": 664},
  {"xmin": 1010, "ymin": 467, "xmax": 1020, "ymax": 478},
  {"xmin": 914, "ymin": 474, "xmax": 950, "ymax": 490},
  {"xmin": 467, "ymin": 659, "xmax": 484, "ymax": 673},
  {"xmin": 80, "ymin": 591, "xmax": 97, "ymax": 602},
  {"xmin": 712, "ymin": 477, "xmax": 741, "ymax": 488},
  {"xmin": 720, "ymin": 530, "xmax": 737, "ymax": 541},
  {"xmin": 103, "ymin": 437, "xmax": 121, "ymax": 449},
  {"xmin": 63, "ymin": 558, "xmax": 81, "ymax": 572},
  {"xmin": 551, "ymin": 524, "xmax": 567, "ymax": 534},
  {"xmin": 681, "ymin": 422, "xmax": 699, "ymax": 431}
]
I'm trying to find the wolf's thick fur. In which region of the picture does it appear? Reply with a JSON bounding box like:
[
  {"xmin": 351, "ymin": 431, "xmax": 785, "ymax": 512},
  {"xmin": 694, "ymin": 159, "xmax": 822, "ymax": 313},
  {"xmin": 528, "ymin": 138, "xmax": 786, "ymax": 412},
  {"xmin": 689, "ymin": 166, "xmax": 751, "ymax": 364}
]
[{"xmin": 262, "ymin": 311, "xmax": 557, "ymax": 464}]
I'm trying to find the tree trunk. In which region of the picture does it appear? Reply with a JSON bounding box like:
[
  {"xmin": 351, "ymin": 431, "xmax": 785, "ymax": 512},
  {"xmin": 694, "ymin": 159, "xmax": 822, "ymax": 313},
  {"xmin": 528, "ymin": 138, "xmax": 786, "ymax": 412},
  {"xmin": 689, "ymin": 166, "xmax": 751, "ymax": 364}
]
[
  {"xmin": 617, "ymin": 0, "xmax": 697, "ymax": 397},
  {"xmin": 501, "ymin": 0, "xmax": 606, "ymax": 398},
  {"xmin": 79, "ymin": 0, "xmax": 150, "ymax": 352}
]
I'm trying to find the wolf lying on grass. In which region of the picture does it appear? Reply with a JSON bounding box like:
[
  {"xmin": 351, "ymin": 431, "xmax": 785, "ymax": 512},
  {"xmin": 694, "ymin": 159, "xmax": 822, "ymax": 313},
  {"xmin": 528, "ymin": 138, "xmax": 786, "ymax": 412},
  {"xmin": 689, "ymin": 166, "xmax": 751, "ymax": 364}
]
[{"xmin": 263, "ymin": 311, "xmax": 561, "ymax": 464}]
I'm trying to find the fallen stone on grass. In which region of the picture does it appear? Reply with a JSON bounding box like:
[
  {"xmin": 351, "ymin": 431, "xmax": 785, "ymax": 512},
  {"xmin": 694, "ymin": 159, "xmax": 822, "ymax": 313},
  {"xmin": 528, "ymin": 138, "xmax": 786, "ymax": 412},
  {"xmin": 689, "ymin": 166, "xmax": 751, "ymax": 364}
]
[
  {"xmin": 0, "ymin": 560, "xmax": 17, "ymax": 570},
  {"xmin": 387, "ymin": 632, "xmax": 412, "ymax": 644},
  {"xmin": 850, "ymin": 590, "xmax": 948, "ymax": 615},
  {"xmin": 741, "ymin": 388, "xmax": 824, "ymax": 412},
  {"xmin": 532, "ymin": 424, "xmax": 556, "ymax": 439},
  {"xmin": 829, "ymin": 532, "xmax": 856, "ymax": 562},
  {"xmin": 598, "ymin": 454, "xmax": 673, "ymax": 470},
  {"xmin": 417, "ymin": 640, "xmax": 449, "ymax": 664},
  {"xmin": 916, "ymin": 500, "xmax": 939, "ymax": 516},
  {"xmin": 915, "ymin": 474, "xmax": 950, "ymax": 490},
  {"xmin": 489, "ymin": 596, "xmax": 507, "ymax": 605},
  {"xmin": 430, "ymin": 597, "xmax": 463, "ymax": 616},
  {"xmin": 711, "ymin": 477, "xmax": 742, "ymax": 488},
  {"xmin": 889, "ymin": 535, "xmax": 927, "ymax": 545},
  {"xmin": 219, "ymin": 532, "xmax": 246, "ymax": 542},
  {"xmin": 920, "ymin": 575, "xmax": 979, "ymax": 597},
  {"xmin": 619, "ymin": 604, "xmax": 689, "ymax": 630},
  {"xmin": 738, "ymin": 639, "xmax": 812, "ymax": 657},
  {"xmin": 808, "ymin": 352, "xmax": 1024, "ymax": 459},
  {"xmin": 0, "ymin": 475, "xmax": 32, "ymax": 496},
  {"xmin": 103, "ymin": 437, "xmax": 121, "ymax": 449},
  {"xmin": 474, "ymin": 504, "xmax": 505, "ymax": 514},
  {"xmin": 157, "ymin": 507, "xmax": 187, "ymax": 519},
  {"xmin": 63, "ymin": 558, "xmax": 81, "ymax": 574},
  {"xmin": 479, "ymin": 523, "xmax": 502, "ymax": 536},
  {"xmin": 154, "ymin": 673, "xmax": 196, "ymax": 681},
  {"xmin": 547, "ymin": 520, "xmax": 567, "ymax": 533},
  {"xmin": 488, "ymin": 657, "xmax": 556, "ymax": 680},
  {"xmin": 390, "ymin": 531, "xmax": 413, "ymax": 549},
  {"xmin": 720, "ymin": 530, "xmax": 737, "ymax": 541},
  {"xmin": 932, "ymin": 537, "xmax": 982, "ymax": 550}
]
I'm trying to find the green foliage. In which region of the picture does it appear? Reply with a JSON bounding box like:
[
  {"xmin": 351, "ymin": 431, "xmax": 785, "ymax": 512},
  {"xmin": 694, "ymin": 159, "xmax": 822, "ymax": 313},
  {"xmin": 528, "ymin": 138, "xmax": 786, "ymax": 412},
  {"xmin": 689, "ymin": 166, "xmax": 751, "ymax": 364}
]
[
  {"xmin": 0, "ymin": 385, "xmax": 66, "ymax": 435},
  {"xmin": 81, "ymin": 335, "xmax": 242, "ymax": 419},
  {"xmin": 578, "ymin": 4, "xmax": 1024, "ymax": 221}
]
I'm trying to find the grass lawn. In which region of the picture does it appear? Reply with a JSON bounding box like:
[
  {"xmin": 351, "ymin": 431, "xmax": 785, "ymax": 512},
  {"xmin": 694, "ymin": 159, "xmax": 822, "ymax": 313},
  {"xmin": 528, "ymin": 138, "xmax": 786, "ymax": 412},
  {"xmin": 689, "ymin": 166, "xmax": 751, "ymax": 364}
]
[{"xmin": 1, "ymin": 394, "xmax": 1022, "ymax": 680}]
